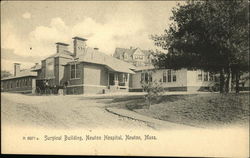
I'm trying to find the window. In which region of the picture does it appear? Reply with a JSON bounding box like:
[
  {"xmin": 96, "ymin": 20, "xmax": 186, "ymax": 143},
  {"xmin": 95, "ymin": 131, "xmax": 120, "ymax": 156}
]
[
  {"xmin": 71, "ymin": 65, "xmax": 76, "ymax": 79},
  {"xmin": 28, "ymin": 78, "xmax": 31, "ymax": 86},
  {"xmin": 16, "ymin": 80, "xmax": 19, "ymax": 87},
  {"xmin": 141, "ymin": 72, "xmax": 152, "ymax": 83},
  {"xmin": 167, "ymin": 70, "xmax": 171, "ymax": 82},
  {"xmin": 71, "ymin": 64, "xmax": 80, "ymax": 79},
  {"xmin": 172, "ymin": 71, "xmax": 177, "ymax": 82},
  {"xmin": 76, "ymin": 65, "xmax": 80, "ymax": 78},
  {"xmin": 198, "ymin": 71, "xmax": 202, "ymax": 81},
  {"xmin": 163, "ymin": 71, "xmax": 167, "ymax": 82},
  {"xmin": 209, "ymin": 72, "xmax": 214, "ymax": 81},
  {"xmin": 144, "ymin": 72, "xmax": 148, "ymax": 82},
  {"xmin": 149, "ymin": 72, "xmax": 152, "ymax": 82},
  {"xmin": 141, "ymin": 73, "xmax": 145, "ymax": 82},
  {"xmin": 25, "ymin": 79, "xmax": 28, "ymax": 86},
  {"xmin": 10, "ymin": 82, "xmax": 13, "ymax": 88},
  {"xmin": 204, "ymin": 72, "xmax": 208, "ymax": 81}
]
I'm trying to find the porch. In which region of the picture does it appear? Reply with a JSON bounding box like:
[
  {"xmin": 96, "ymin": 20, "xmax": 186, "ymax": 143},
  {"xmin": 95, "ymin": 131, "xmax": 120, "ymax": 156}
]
[{"xmin": 107, "ymin": 72, "xmax": 130, "ymax": 92}]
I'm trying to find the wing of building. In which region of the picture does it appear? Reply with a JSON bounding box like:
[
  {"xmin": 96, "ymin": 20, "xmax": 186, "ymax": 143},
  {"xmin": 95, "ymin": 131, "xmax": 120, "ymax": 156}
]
[
  {"xmin": 1, "ymin": 37, "xmax": 136, "ymax": 94},
  {"xmin": 1, "ymin": 63, "xmax": 38, "ymax": 93}
]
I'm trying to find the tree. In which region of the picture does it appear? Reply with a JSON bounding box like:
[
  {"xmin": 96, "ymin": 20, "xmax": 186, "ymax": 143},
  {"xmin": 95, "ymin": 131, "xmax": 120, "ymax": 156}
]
[
  {"xmin": 151, "ymin": 0, "xmax": 249, "ymax": 93},
  {"xmin": 1, "ymin": 70, "xmax": 12, "ymax": 79}
]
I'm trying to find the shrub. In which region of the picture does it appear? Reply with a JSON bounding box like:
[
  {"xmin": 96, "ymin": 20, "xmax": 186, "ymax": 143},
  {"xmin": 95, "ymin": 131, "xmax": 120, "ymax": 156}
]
[{"xmin": 141, "ymin": 80, "xmax": 164, "ymax": 107}]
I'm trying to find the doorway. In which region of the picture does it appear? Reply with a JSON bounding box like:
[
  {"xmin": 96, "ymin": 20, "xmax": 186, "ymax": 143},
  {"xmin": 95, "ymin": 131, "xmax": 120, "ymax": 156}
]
[{"xmin": 109, "ymin": 73, "xmax": 114, "ymax": 85}]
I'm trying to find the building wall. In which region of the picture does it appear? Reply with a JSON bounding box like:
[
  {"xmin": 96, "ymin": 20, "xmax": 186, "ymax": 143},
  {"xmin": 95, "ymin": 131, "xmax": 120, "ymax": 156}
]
[
  {"xmin": 82, "ymin": 63, "xmax": 108, "ymax": 94},
  {"xmin": 37, "ymin": 60, "xmax": 46, "ymax": 79},
  {"xmin": 130, "ymin": 68, "xmax": 219, "ymax": 92},
  {"xmin": 64, "ymin": 62, "xmax": 109, "ymax": 94},
  {"xmin": 62, "ymin": 62, "xmax": 84, "ymax": 94},
  {"xmin": 132, "ymin": 49, "xmax": 147, "ymax": 66},
  {"xmin": 54, "ymin": 57, "xmax": 60, "ymax": 85},
  {"xmin": 83, "ymin": 63, "xmax": 108, "ymax": 87},
  {"xmin": 66, "ymin": 86, "xmax": 84, "ymax": 94},
  {"xmin": 1, "ymin": 76, "xmax": 36, "ymax": 93},
  {"xmin": 131, "ymin": 68, "xmax": 188, "ymax": 90},
  {"xmin": 156, "ymin": 69, "xmax": 188, "ymax": 89},
  {"xmin": 69, "ymin": 63, "xmax": 84, "ymax": 85},
  {"xmin": 54, "ymin": 57, "xmax": 72, "ymax": 86},
  {"xmin": 186, "ymin": 70, "xmax": 213, "ymax": 91}
]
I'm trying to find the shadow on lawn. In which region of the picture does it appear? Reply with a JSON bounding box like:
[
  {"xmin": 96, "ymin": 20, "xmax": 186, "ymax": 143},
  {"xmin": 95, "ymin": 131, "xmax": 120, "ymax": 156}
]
[
  {"xmin": 101, "ymin": 93, "xmax": 250, "ymax": 127},
  {"xmin": 102, "ymin": 94, "xmax": 199, "ymax": 110}
]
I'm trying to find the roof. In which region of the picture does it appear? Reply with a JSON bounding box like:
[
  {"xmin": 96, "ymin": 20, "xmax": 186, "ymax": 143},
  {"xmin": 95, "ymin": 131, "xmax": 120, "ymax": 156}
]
[
  {"xmin": 55, "ymin": 42, "xmax": 69, "ymax": 46},
  {"xmin": 1, "ymin": 69, "xmax": 37, "ymax": 80},
  {"xmin": 134, "ymin": 65, "xmax": 155, "ymax": 71},
  {"xmin": 113, "ymin": 47, "xmax": 152, "ymax": 58},
  {"xmin": 31, "ymin": 64, "xmax": 42, "ymax": 71},
  {"xmin": 72, "ymin": 36, "xmax": 88, "ymax": 41},
  {"xmin": 45, "ymin": 50, "xmax": 74, "ymax": 60},
  {"xmin": 70, "ymin": 47, "xmax": 136, "ymax": 74},
  {"xmin": 113, "ymin": 48, "xmax": 137, "ymax": 58}
]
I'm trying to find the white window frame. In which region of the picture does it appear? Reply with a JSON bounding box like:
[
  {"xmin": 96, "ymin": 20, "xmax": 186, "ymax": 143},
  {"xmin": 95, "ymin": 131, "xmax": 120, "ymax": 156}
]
[
  {"xmin": 70, "ymin": 63, "xmax": 80, "ymax": 80},
  {"xmin": 172, "ymin": 70, "xmax": 177, "ymax": 82},
  {"xmin": 167, "ymin": 69, "xmax": 171, "ymax": 82},
  {"xmin": 204, "ymin": 72, "xmax": 209, "ymax": 81},
  {"xmin": 197, "ymin": 70, "xmax": 203, "ymax": 81},
  {"xmin": 163, "ymin": 71, "xmax": 167, "ymax": 83}
]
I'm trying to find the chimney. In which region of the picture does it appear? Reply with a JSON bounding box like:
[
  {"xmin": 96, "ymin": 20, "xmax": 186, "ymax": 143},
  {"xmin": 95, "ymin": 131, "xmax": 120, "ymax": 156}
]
[
  {"xmin": 55, "ymin": 42, "xmax": 69, "ymax": 54},
  {"xmin": 73, "ymin": 36, "xmax": 87, "ymax": 57},
  {"xmin": 35, "ymin": 63, "xmax": 39, "ymax": 68},
  {"xmin": 14, "ymin": 63, "xmax": 20, "ymax": 76}
]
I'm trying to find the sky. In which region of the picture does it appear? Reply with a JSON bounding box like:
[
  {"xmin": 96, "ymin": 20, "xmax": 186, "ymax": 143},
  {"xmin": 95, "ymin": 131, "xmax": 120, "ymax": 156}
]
[{"xmin": 1, "ymin": 1, "xmax": 182, "ymax": 73}]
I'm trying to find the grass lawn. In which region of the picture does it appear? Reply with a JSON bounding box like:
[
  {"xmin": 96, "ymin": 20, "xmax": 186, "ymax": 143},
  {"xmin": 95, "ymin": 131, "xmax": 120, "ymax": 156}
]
[{"xmin": 109, "ymin": 92, "xmax": 249, "ymax": 127}]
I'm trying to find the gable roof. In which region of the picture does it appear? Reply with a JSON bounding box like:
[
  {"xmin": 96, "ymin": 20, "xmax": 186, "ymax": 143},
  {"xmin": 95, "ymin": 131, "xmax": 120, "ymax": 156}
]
[
  {"xmin": 45, "ymin": 50, "xmax": 74, "ymax": 60},
  {"xmin": 1, "ymin": 69, "xmax": 37, "ymax": 80},
  {"xmin": 134, "ymin": 65, "xmax": 155, "ymax": 71},
  {"xmin": 71, "ymin": 47, "xmax": 136, "ymax": 74},
  {"xmin": 113, "ymin": 48, "xmax": 137, "ymax": 58},
  {"xmin": 114, "ymin": 47, "xmax": 152, "ymax": 58},
  {"xmin": 30, "ymin": 63, "xmax": 42, "ymax": 71}
]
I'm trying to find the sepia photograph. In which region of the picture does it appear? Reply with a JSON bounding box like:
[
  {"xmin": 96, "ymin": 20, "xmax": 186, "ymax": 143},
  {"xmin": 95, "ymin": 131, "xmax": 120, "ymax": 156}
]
[{"xmin": 1, "ymin": 0, "xmax": 249, "ymax": 157}]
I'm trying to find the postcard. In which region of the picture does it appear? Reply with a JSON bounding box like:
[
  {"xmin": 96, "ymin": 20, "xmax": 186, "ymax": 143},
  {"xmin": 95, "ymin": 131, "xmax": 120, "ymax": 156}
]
[{"xmin": 1, "ymin": 1, "xmax": 249, "ymax": 157}]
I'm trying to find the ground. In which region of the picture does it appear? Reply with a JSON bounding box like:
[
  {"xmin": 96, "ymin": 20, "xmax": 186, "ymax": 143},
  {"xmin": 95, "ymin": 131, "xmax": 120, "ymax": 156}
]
[
  {"xmin": 1, "ymin": 92, "xmax": 249, "ymax": 129},
  {"xmin": 1, "ymin": 92, "xmax": 249, "ymax": 156},
  {"xmin": 1, "ymin": 93, "xmax": 155, "ymax": 130},
  {"xmin": 108, "ymin": 92, "xmax": 250, "ymax": 128}
]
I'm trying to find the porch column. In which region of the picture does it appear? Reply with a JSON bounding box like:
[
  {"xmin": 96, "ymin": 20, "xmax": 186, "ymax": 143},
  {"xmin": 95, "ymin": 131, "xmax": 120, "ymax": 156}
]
[
  {"xmin": 114, "ymin": 73, "xmax": 119, "ymax": 86},
  {"xmin": 107, "ymin": 72, "xmax": 109, "ymax": 86},
  {"xmin": 32, "ymin": 78, "xmax": 36, "ymax": 94},
  {"xmin": 125, "ymin": 73, "xmax": 129, "ymax": 87}
]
